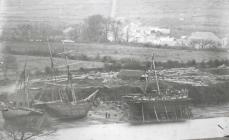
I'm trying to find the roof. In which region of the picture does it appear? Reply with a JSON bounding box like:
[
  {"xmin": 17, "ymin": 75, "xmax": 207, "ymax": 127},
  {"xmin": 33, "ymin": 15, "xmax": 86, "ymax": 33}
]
[{"xmin": 188, "ymin": 32, "xmax": 221, "ymax": 42}]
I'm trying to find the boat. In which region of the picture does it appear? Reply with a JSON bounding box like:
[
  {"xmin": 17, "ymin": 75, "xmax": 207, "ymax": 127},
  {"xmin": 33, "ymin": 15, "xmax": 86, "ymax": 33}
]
[
  {"xmin": 35, "ymin": 86, "xmax": 99, "ymax": 120},
  {"xmin": 2, "ymin": 61, "xmax": 46, "ymax": 129},
  {"xmin": 123, "ymin": 54, "xmax": 192, "ymax": 123},
  {"xmin": 34, "ymin": 40, "xmax": 99, "ymax": 120}
]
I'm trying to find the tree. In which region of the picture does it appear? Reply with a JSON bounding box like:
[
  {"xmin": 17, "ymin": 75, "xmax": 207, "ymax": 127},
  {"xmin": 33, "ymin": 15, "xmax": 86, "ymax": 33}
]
[
  {"xmin": 110, "ymin": 20, "xmax": 122, "ymax": 42},
  {"xmin": 1, "ymin": 23, "xmax": 64, "ymax": 42},
  {"xmin": 2, "ymin": 114, "xmax": 55, "ymax": 140},
  {"xmin": 82, "ymin": 15, "xmax": 107, "ymax": 42}
]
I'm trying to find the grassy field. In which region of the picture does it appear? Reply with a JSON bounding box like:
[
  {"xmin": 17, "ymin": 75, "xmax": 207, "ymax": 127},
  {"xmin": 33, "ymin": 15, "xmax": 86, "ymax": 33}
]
[
  {"xmin": 5, "ymin": 41, "xmax": 229, "ymax": 63},
  {"xmin": 13, "ymin": 54, "xmax": 104, "ymax": 72}
]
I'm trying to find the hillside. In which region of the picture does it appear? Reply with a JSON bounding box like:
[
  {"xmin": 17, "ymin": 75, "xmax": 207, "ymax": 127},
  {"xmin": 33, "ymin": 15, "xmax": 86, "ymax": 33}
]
[{"xmin": 2, "ymin": 0, "xmax": 229, "ymax": 38}]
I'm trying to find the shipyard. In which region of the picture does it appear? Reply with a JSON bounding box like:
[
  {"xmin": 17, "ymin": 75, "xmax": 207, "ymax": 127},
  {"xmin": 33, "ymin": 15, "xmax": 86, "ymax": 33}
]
[{"xmin": 1, "ymin": 0, "xmax": 229, "ymax": 140}]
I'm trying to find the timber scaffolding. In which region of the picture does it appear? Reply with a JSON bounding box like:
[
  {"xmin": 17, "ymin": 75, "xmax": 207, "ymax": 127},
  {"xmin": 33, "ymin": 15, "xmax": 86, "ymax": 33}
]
[{"xmin": 123, "ymin": 54, "xmax": 192, "ymax": 123}]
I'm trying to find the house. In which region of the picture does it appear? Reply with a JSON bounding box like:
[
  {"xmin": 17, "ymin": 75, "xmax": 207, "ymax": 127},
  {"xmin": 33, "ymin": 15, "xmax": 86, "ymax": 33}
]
[
  {"xmin": 188, "ymin": 32, "xmax": 222, "ymax": 49},
  {"xmin": 108, "ymin": 20, "xmax": 175, "ymax": 46}
]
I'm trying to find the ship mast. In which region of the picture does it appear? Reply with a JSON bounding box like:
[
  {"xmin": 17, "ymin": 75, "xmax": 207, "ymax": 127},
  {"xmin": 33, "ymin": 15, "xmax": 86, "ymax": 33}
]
[
  {"xmin": 151, "ymin": 54, "xmax": 161, "ymax": 95},
  {"xmin": 47, "ymin": 38, "xmax": 60, "ymax": 101},
  {"xmin": 20, "ymin": 57, "xmax": 30, "ymax": 108},
  {"xmin": 62, "ymin": 41, "xmax": 77, "ymax": 103}
]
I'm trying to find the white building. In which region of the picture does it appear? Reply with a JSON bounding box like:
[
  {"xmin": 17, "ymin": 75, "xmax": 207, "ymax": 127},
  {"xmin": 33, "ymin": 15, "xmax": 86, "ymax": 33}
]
[
  {"xmin": 188, "ymin": 32, "xmax": 222, "ymax": 49},
  {"xmin": 108, "ymin": 20, "xmax": 177, "ymax": 46}
]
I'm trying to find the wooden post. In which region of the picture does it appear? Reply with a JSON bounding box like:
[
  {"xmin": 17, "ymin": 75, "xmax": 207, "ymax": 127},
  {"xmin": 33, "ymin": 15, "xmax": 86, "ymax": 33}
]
[
  {"xmin": 59, "ymin": 89, "xmax": 63, "ymax": 102},
  {"xmin": 174, "ymin": 103, "xmax": 178, "ymax": 120},
  {"xmin": 186, "ymin": 105, "xmax": 191, "ymax": 119},
  {"xmin": 141, "ymin": 103, "xmax": 145, "ymax": 122},
  {"xmin": 183, "ymin": 105, "xmax": 188, "ymax": 119},
  {"xmin": 163, "ymin": 102, "xmax": 169, "ymax": 120},
  {"xmin": 179, "ymin": 104, "xmax": 183, "ymax": 119},
  {"xmin": 153, "ymin": 104, "xmax": 159, "ymax": 121}
]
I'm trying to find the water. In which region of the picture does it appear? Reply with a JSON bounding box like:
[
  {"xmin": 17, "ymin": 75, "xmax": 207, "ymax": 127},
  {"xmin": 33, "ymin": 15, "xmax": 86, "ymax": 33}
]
[{"xmin": 52, "ymin": 117, "xmax": 229, "ymax": 140}]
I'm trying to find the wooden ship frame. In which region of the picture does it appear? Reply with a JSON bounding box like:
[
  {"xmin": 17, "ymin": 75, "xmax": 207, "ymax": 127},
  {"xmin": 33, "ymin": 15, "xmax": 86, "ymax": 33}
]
[
  {"xmin": 34, "ymin": 40, "xmax": 99, "ymax": 120},
  {"xmin": 123, "ymin": 54, "xmax": 192, "ymax": 123}
]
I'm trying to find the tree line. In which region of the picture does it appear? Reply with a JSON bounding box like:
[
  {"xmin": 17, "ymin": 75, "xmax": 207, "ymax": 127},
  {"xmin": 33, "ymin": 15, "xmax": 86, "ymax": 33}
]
[{"xmin": 1, "ymin": 15, "xmax": 124, "ymax": 43}]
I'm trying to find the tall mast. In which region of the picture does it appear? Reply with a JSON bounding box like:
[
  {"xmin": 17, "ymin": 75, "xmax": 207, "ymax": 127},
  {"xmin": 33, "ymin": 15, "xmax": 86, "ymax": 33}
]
[
  {"xmin": 47, "ymin": 38, "xmax": 54, "ymax": 72},
  {"xmin": 47, "ymin": 38, "xmax": 59, "ymax": 101},
  {"xmin": 25, "ymin": 72, "xmax": 30, "ymax": 107},
  {"xmin": 62, "ymin": 41, "xmax": 77, "ymax": 103},
  {"xmin": 151, "ymin": 54, "xmax": 160, "ymax": 95},
  {"xmin": 144, "ymin": 71, "xmax": 148, "ymax": 94},
  {"xmin": 21, "ymin": 57, "xmax": 30, "ymax": 107}
]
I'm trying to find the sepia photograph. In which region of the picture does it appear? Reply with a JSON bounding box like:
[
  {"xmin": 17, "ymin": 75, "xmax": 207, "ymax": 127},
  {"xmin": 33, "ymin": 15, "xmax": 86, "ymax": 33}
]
[{"xmin": 0, "ymin": 0, "xmax": 229, "ymax": 140}]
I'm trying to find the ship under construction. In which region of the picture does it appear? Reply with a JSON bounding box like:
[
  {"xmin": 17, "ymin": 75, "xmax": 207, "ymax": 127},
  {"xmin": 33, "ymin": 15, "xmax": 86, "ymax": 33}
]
[{"xmin": 123, "ymin": 54, "xmax": 192, "ymax": 123}]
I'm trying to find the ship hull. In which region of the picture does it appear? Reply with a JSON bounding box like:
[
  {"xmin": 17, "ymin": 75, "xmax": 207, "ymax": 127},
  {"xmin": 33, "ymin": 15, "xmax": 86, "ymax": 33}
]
[
  {"xmin": 2, "ymin": 108, "xmax": 43, "ymax": 120},
  {"xmin": 43, "ymin": 101, "xmax": 92, "ymax": 120},
  {"xmin": 125, "ymin": 99, "xmax": 192, "ymax": 123},
  {"xmin": 2, "ymin": 108, "xmax": 46, "ymax": 131}
]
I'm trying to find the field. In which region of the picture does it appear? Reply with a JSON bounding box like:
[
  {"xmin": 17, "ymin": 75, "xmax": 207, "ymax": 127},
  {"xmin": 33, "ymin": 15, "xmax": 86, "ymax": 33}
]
[
  {"xmin": 13, "ymin": 54, "xmax": 104, "ymax": 72},
  {"xmin": 5, "ymin": 41, "xmax": 229, "ymax": 63},
  {"xmin": 2, "ymin": 0, "xmax": 229, "ymax": 38}
]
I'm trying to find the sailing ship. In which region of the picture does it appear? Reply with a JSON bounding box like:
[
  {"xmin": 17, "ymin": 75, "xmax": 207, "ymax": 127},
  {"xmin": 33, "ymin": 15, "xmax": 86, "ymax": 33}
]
[
  {"xmin": 2, "ymin": 60, "xmax": 46, "ymax": 129},
  {"xmin": 34, "ymin": 40, "xmax": 99, "ymax": 120},
  {"xmin": 123, "ymin": 54, "xmax": 192, "ymax": 123}
]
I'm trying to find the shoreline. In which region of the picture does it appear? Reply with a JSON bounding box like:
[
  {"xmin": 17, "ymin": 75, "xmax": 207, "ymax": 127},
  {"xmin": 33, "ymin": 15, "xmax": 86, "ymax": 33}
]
[{"xmin": 52, "ymin": 117, "xmax": 229, "ymax": 140}]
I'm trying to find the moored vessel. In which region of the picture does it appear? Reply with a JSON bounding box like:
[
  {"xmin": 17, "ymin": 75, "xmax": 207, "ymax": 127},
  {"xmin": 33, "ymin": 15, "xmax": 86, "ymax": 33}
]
[
  {"xmin": 34, "ymin": 40, "xmax": 99, "ymax": 120},
  {"xmin": 2, "ymin": 60, "xmax": 46, "ymax": 129},
  {"xmin": 123, "ymin": 54, "xmax": 192, "ymax": 123}
]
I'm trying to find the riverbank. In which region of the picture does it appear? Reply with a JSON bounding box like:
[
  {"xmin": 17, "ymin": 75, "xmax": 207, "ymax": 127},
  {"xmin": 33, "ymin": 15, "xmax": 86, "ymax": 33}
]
[
  {"xmin": 52, "ymin": 102, "xmax": 229, "ymax": 128},
  {"xmin": 50, "ymin": 117, "xmax": 229, "ymax": 140},
  {"xmin": 1, "ymin": 102, "xmax": 229, "ymax": 140}
]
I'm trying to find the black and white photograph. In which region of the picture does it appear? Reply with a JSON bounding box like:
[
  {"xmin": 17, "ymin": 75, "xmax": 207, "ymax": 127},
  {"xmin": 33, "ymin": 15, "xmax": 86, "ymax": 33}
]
[{"xmin": 0, "ymin": 0, "xmax": 229, "ymax": 140}]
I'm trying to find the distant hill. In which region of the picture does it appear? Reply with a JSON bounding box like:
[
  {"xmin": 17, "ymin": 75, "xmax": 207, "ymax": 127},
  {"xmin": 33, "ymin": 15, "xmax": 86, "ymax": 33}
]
[{"xmin": 2, "ymin": 0, "xmax": 229, "ymax": 38}]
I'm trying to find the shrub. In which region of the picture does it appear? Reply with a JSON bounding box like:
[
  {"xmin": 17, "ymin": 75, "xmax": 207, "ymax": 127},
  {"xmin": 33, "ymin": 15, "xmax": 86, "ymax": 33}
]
[
  {"xmin": 77, "ymin": 54, "xmax": 91, "ymax": 61},
  {"xmin": 44, "ymin": 66, "xmax": 52, "ymax": 74},
  {"xmin": 120, "ymin": 58, "xmax": 143, "ymax": 70},
  {"xmin": 102, "ymin": 56, "xmax": 115, "ymax": 63}
]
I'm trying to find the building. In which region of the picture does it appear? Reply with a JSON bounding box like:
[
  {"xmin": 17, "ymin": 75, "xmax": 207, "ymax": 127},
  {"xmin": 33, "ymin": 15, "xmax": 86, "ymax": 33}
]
[
  {"xmin": 188, "ymin": 32, "xmax": 222, "ymax": 49},
  {"xmin": 108, "ymin": 20, "xmax": 176, "ymax": 46}
]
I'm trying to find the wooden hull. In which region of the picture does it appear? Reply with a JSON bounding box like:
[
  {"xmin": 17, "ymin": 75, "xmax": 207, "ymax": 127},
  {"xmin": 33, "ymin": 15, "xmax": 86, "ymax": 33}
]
[
  {"xmin": 34, "ymin": 89, "xmax": 99, "ymax": 120},
  {"xmin": 2, "ymin": 108, "xmax": 46, "ymax": 131},
  {"xmin": 2, "ymin": 108, "xmax": 43, "ymax": 120},
  {"xmin": 126, "ymin": 100, "xmax": 192, "ymax": 123},
  {"xmin": 43, "ymin": 101, "xmax": 92, "ymax": 120}
]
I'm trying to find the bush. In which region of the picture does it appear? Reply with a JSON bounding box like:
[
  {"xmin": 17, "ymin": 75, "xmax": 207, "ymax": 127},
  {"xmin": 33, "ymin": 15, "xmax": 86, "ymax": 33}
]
[
  {"xmin": 104, "ymin": 62, "xmax": 122, "ymax": 71},
  {"xmin": 44, "ymin": 66, "xmax": 52, "ymax": 74},
  {"xmin": 186, "ymin": 59, "xmax": 196, "ymax": 67},
  {"xmin": 95, "ymin": 53, "xmax": 101, "ymax": 60},
  {"xmin": 77, "ymin": 54, "xmax": 91, "ymax": 61},
  {"xmin": 120, "ymin": 58, "xmax": 143, "ymax": 70},
  {"xmin": 102, "ymin": 56, "xmax": 115, "ymax": 63}
]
